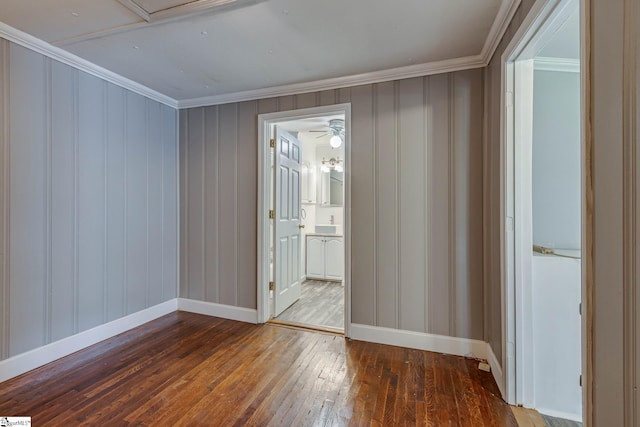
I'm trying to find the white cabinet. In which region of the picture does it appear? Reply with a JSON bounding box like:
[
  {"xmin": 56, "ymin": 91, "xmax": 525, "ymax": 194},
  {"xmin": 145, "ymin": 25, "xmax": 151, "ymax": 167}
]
[{"xmin": 306, "ymin": 235, "xmax": 343, "ymax": 281}]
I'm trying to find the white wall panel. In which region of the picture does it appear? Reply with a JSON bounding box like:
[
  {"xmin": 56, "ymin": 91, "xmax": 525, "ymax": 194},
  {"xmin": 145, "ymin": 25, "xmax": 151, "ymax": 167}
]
[
  {"xmin": 0, "ymin": 38, "xmax": 178, "ymax": 361},
  {"xmin": 50, "ymin": 61, "xmax": 77, "ymax": 341},
  {"xmin": 78, "ymin": 73, "xmax": 106, "ymax": 332},
  {"xmin": 106, "ymin": 84, "xmax": 127, "ymax": 322},
  {"xmin": 9, "ymin": 44, "xmax": 47, "ymax": 356},
  {"xmin": 0, "ymin": 39, "xmax": 7, "ymax": 360},
  {"xmin": 125, "ymin": 92, "xmax": 149, "ymax": 314}
]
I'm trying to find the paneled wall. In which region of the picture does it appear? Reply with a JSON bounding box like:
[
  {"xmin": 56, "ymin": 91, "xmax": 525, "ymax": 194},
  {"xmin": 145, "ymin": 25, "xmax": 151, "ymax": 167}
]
[
  {"xmin": 180, "ymin": 70, "xmax": 485, "ymax": 340},
  {"xmin": 0, "ymin": 40, "xmax": 178, "ymax": 360},
  {"xmin": 590, "ymin": 0, "xmax": 640, "ymax": 424},
  {"xmin": 484, "ymin": 0, "xmax": 536, "ymax": 366}
]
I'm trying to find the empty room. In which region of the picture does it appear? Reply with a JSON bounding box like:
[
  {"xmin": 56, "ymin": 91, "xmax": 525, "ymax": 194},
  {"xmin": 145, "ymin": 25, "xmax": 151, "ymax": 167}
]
[{"xmin": 0, "ymin": 0, "xmax": 637, "ymax": 426}]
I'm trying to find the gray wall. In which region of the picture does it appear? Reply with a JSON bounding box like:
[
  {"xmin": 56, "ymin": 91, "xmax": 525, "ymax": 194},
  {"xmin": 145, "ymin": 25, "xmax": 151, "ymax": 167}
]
[
  {"xmin": 590, "ymin": 0, "xmax": 640, "ymax": 424},
  {"xmin": 180, "ymin": 71, "xmax": 485, "ymax": 340},
  {"xmin": 532, "ymin": 69, "xmax": 581, "ymax": 250},
  {"xmin": 0, "ymin": 39, "xmax": 178, "ymax": 360},
  {"xmin": 484, "ymin": 0, "xmax": 536, "ymax": 366}
]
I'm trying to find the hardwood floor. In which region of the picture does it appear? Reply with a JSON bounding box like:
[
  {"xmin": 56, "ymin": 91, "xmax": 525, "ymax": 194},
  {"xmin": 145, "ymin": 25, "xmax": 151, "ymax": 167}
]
[
  {"xmin": 0, "ymin": 312, "xmax": 517, "ymax": 426},
  {"xmin": 276, "ymin": 280, "xmax": 344, "ymax": 330}
]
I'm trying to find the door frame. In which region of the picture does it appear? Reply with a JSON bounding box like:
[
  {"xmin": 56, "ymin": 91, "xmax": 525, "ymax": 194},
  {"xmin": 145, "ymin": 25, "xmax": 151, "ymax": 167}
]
[
  {"xmin": 499, "ymin": 0, "xmax": 591, "ymax": 420},
  {"xmin": 257, "ymin": 104, "xmax": 352, "ymax": 337}
]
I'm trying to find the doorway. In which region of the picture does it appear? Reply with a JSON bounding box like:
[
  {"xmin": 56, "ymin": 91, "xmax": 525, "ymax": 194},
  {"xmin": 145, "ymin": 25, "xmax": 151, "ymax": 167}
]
[
  {"xmin": 501, "ymin": 0, "xmax": 585, "ymax": 424},
  {"xmin": 257, "ymin": 104, "xmax": 351, "ymax": 336}
]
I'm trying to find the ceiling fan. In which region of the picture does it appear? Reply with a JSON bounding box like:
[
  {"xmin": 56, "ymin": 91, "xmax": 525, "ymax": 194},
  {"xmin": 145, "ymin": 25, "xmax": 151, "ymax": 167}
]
[{"xmin": 308, "ymin": 118, "xmax": 345, "ymax": 148}]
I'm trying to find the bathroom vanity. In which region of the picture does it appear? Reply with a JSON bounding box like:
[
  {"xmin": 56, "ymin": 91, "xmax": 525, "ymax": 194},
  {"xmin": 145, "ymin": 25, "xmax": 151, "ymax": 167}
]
[{"xmin": 305, "ymin": 234, "xmax": 343, "ymax": 281}]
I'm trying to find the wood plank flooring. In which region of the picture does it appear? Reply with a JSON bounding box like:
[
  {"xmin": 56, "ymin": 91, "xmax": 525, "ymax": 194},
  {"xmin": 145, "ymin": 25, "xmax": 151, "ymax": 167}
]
[
  {"xmin": 0, "ymin": 312, "xmax": 518, "ymax": 426},
  {"xmin": 276, "ymin": 280, "xmax": 344, "ymax": 329}
]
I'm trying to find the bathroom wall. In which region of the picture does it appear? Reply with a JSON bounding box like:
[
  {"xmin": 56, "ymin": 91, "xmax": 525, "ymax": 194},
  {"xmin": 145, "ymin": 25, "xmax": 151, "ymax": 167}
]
[{"xmin": 532, "ymin": 69, "xmax": 581, "ymax": 250}]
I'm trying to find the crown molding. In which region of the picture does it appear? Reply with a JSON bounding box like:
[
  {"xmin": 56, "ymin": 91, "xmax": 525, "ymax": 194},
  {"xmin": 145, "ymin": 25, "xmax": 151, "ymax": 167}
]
[
  {"xmin": 177, "ymin": 0, "xmax": 520, "ymax": 109},
  {"xmin": 177, "ymin": 54, "xmax": 486, "ymax": 109},
  {"xmin": 481, "ymin": 0, "xmax": 522, "ymax": 64},
  {"xmin": 534, "ymin": 56, "xmax": 580, "ymax": 72},
  {"xmin": 1, "ymin": 0, "xmax": 520, "ymax": 110},
  {"xmin": 0, "ymin": 22, "xmax": 179, "ymax": 108}
]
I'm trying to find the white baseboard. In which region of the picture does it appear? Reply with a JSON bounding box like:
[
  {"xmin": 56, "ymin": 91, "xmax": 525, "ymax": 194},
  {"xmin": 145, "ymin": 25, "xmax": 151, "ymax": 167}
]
[
  {"xmin": 177, "ymin": 298, "xmax": 258, "ymax": 324},
  {"xmin": 537, "ymin": 407, "xmax": 582, "ymax": 423},
  {"xmin": 0, "ymin": 299, "xmax": 178, "ymax": 383},
  {"xmin": 487, "ymin": 343, "xmax": 505, "ymax": 398},
  {"xmin": 349, "ymin": 324, "xmax": 487, "ymax": 360}
]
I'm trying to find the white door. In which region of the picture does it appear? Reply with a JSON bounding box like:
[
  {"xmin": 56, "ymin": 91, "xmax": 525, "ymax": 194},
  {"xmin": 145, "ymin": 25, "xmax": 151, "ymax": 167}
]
[
  {"xmin": 274, "ymin": 127, "xmax": 303, "ymax": 316},
  {"xmin": 324, "ymin": 237, "xmax": 344, "ymax": 280}
]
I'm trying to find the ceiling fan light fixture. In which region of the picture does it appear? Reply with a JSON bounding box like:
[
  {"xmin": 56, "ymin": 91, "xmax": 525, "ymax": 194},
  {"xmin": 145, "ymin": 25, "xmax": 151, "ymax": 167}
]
[{"xmin": 330, "ymin": 134, "xmax": 342, "ymax": 148}]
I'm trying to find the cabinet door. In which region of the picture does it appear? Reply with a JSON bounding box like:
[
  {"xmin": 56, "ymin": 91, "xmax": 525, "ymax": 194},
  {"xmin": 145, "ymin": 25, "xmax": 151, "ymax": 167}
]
[
  {"xmin": 324, "ymin": 237, "xmax": 344, "ymax": 280},
  {"xmin": 306, "ymin": 236, "xmax": 325, "ymax": 279}
]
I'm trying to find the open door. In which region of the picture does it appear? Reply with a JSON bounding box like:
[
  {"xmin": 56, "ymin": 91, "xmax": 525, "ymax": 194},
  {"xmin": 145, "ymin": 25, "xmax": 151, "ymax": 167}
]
[{"xmin": 273, "ymin": 127, "xmax": 303, "ymax": 316}]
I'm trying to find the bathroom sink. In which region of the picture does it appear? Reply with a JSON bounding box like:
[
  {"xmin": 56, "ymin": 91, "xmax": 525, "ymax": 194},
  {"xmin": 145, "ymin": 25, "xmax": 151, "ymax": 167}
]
[{"xmin": 315, "ymin": 224, "xmax": 337, "ymax": 234}]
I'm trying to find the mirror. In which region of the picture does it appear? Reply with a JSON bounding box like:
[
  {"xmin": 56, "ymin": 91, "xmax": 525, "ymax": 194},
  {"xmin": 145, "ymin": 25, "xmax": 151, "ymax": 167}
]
[{"xmin": 320, "ymin": 168, "xmax": 343, "ymax": 206}]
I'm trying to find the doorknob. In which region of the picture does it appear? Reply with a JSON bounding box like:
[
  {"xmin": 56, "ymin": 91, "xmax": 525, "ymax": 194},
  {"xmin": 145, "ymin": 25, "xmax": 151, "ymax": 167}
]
[{"xmin": 298, "ymin": 224, "xmax": 305, "ymax": 229}]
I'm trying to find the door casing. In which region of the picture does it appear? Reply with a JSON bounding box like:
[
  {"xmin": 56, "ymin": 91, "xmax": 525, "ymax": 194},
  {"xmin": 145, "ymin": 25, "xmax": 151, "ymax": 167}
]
[
  {"xmin": 499, "ymin": 0, "xmax": 590, "ymax": 421},
  {"xmin": 257, "ymin": 104, "xmax": 352, "ymax": 337}
]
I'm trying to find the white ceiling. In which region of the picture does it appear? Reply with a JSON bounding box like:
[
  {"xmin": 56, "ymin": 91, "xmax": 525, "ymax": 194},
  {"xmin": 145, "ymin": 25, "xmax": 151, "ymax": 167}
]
[{"xmin": 0, "ymin": 0, "xmax": 515, "ymax": 105}]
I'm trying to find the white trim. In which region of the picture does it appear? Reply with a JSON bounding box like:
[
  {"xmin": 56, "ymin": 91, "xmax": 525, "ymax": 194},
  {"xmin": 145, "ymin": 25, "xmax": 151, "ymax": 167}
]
[
  {"xmin": 500, "ymin": 0, "xmax": 584, "ymax": 412},
  {"xmin": 117, "ymin": 0, "xmax": 152, "ymax": 22},
  {"xmin": 534, "ymin": 57, "xmax": 581, "ymax": 72},
  {"xmin": 148, "ymin": 0, "xmax": 238, "ymax": 22},
  {"xmin": 0, "ymin": 22, "xmax": 178, "ymax": 108},
  {"xmin": 537, "ymin": 408, "xmax": 583, "ymax": 423},
  {"xmin": 178, "ymin": 56, "xmax": 485, "ymax": 109},
  {"xmin": 257, "ymin": 104, "xmax": 352, "ymax": 338},
  {"xmin": 487, "ymin": 344, "xmax": 505, "ymax": 397},
  {"xmin": 117, "ymin": 0, "xmax": 238, "ymax": 23},
  {"xmin": 513, "ymin": 58, "xmax": 535, "ymax": 406},
  {"xmin": 350, "ymin": 324, "xmax": 488, "ymax": 360},
  {"xmin": 0, "ymin": 299, "xmax": 178, "ymax": 383},
  {"xmin": 482, "ymin": 0, "xmax": 523, "ymax": 62},
  {"xmin": 177, "ymin": 298, "xmax": 258, "ymax": 324},
  {"xmin": 176, "ymin": 0, "xmax": 520, "ymax": 109}
]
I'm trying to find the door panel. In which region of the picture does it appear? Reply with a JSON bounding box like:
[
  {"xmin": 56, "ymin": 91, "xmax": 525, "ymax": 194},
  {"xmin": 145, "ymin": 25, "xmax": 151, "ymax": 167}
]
[
  {"xmin": 325, "ymin": 237, "xmax": 344, "ymax": 280},
  {"xmin": 274, "ymin": 127, "xmax": 303, "ymax": 316},
  {"xmin": 306, "ymin": 236, "xmax": 325, "ymax": 279}
]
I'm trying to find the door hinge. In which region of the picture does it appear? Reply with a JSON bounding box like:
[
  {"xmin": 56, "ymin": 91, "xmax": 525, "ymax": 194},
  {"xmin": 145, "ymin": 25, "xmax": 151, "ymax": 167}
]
[
  {"xmin": 269, "ymin": 138, "xmax": 276, "ymax": 148},
  {"xmin": 269, "ymin": 210, "xmax": 275, "ymax": 219},
  {"xmin": 579, "ymin": 302, "xmax": 582, "ymax": 315},
  {"xmin": 269, "ymin": 281, "xmax": 275, "ymax": 291},
  {"xmin": 579, "ymin": 374, "xmax": 582, "ymax": 387}
]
